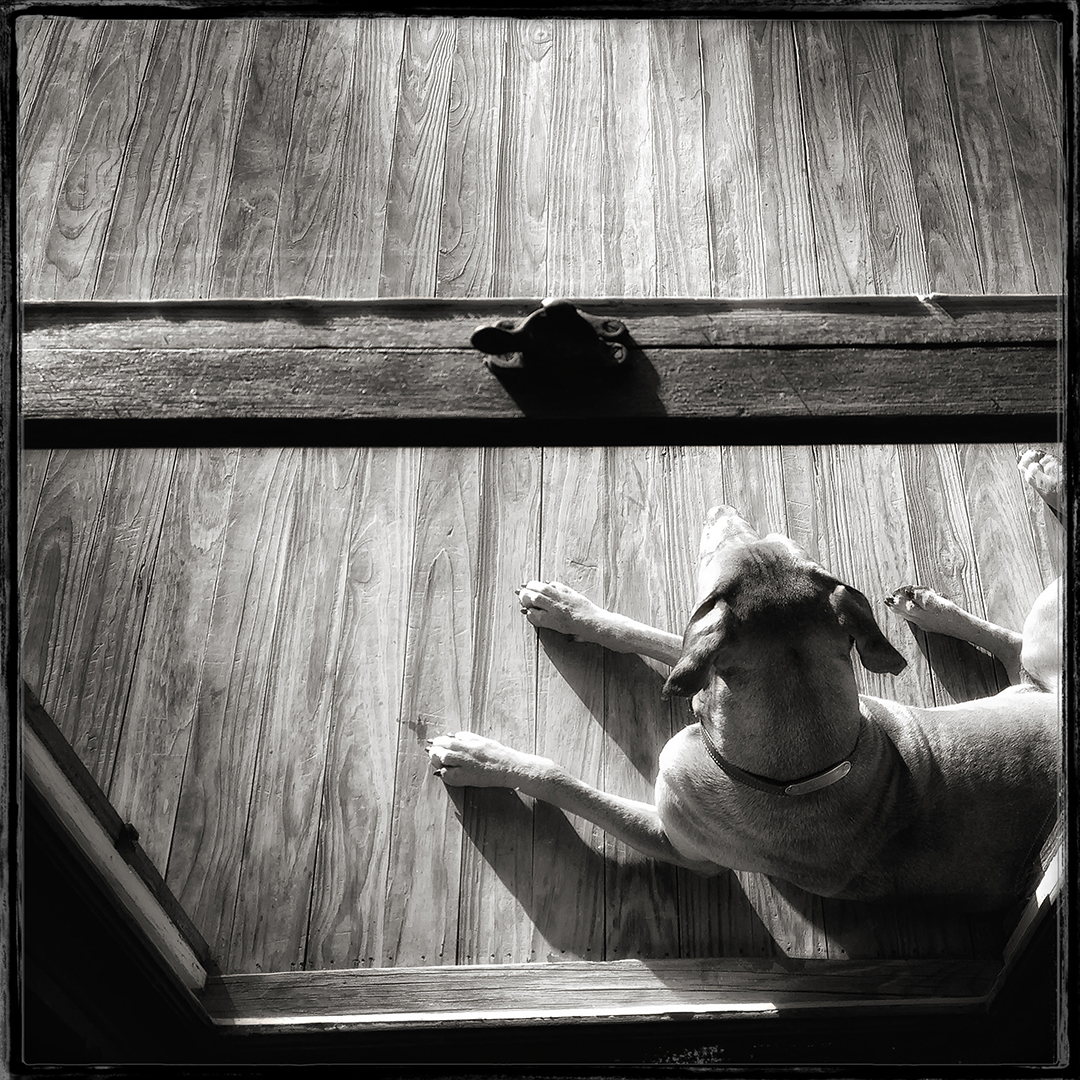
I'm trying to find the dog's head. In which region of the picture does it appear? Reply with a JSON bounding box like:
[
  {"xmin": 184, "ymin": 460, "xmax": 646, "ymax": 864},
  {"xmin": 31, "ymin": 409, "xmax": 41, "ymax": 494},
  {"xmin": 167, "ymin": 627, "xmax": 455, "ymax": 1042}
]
[{"xmin": 662, "ymin": 505, "xmax": 906, "ymax": 699}]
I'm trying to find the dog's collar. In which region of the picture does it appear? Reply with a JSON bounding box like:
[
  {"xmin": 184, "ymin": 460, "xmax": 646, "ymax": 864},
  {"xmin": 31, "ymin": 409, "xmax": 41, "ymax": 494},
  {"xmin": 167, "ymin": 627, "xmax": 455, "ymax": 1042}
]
[{"xmin": 698, "ymin": 723, "xmax": 857, "ymax": 797}]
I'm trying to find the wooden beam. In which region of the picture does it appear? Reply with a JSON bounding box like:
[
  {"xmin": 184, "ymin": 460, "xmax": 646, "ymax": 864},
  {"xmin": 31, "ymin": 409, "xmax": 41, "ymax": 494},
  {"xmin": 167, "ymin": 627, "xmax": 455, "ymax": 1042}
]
[
  {"xmin": 201, "ymin": 956, "xmax": 999, "ymax": 1032},
  {"xmin": 21, "ymin": 684, "xmax": 214, "ymax": 996},
  {"xmin": 20, "ymin": 295, "xmax": 1062, "ymax": 424}
]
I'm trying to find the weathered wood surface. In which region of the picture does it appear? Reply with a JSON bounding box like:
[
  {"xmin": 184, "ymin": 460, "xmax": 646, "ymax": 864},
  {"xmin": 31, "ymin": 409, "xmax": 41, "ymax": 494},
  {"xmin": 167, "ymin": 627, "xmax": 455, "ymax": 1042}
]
[
  {"xmin": 201, "ymin": 956, "xmax": 1001, "ymax": 1028},
  {"xmin": 17, "ymin": 16, "xmax": 1063, "ymax": 302},
  {"xmin": 20, "ymin": 444, "xmax": 1055, "ymax": 975},
  {"xmin": 20, "ymin": 342, "xmax": 1060, "ymax": 422}
]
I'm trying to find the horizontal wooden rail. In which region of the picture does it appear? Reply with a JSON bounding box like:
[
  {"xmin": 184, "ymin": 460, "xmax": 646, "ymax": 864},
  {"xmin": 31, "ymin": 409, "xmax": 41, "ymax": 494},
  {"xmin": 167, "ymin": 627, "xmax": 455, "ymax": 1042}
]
[
  {"xmin": 202, "ymin": 956, "xmax": 1000, "ymax": 1033},
  {"xmin": 20, "ymin": 295, "xmax": 1062, "ymax": 431}
]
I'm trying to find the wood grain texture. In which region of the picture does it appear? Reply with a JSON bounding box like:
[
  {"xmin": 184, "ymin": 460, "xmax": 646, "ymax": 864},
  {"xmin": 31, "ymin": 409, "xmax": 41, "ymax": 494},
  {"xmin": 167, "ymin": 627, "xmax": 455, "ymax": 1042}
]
[
  {"xmin": 898, "ymin": 444, "xmax": 1004, "ymax": 702},
  {"xmin": 891, "ymin": 22, "xmax": 982, "ymax": 294},
  {"xmin": 956, "ymin": 443, "xmax": 1048, "ymax": 633},
  {"xmin": 93, "ymin": 20, "xmax": 210, "ymax": 300},
  {"xmin": 305, "ymin": 448, "xmax": 420, "ymax": 970},
  {"xmin": 22, "ymin": 341, "xmax": 1058, "ymax": 423},
  {"xmin": 105, "ymin": 449, "xmax": 236, "ymax": 878},
  {"xmin": 19, "ymin": 18, "xmax": 105, "ymax": 294},
  {"xmin": 24, "ymin": 294, "xmax": 1060, "ymax": 350},
  {"xmin": 38, "ymin": 21, "xmax": 156, "ymax": 300},
  {"xmin": 325, "ymin": 18, "xmax": 404, "ymax": 298},
  {"xmin": 546, "ymin": 20, "xmax": 606, "ymax": 298},
  {"xmin": 699, "ymin": 21, "xmax": 766, "ymax": 298},
  {"xmin": 15, "ymin": 14, "xmax": 55, "ymax": 143},
  {"xmin": 982, "ymin": 22, "xmax": 1063, "ymax": 294},
  {"xmin": 841, "ymin": 22, "xmax": 928, "ymax": 295},
  {"xmin": 745, "ymin": 22, "xmax": 818, "ymax": 297},
  {"xmin": 649, "ymin": 20, "xmax": 710, "ymax": 296},
  {"xmin": 436, "ymin": 19, "xmax": 506, "ymax": 298},
  {"xmin": 531, "ymin": 447, "xmax": 608, "ymax": 961},
  {"xmin": 455, "ymin": 447, "xmax": 542, "ymax": 964},
  {"xmin": 600, "ymin": 20, "xmax": 656, "ymax": 296},
  {"xmin": 602, "ymin": 448, "xmax": 681, "ymax": 960},
  {"xmin": 164, "ymin": 449, "xmax": 298, "ymax": 960},
  {"xmin": 379, "ymin": 18, "xmax": 455, "ymax": 297},
  {"xmin": 268, "ymin": 21, "xmax": 357, "ymax": 297},
  {"xmin": 211, "ymin": 20, "xmax": 307, "ymax": 298},
  {"xmin": 202, "ymin": 955, "xmax": 1000, "ymax": 1026},
  {"xmin": 937, "ymin": 23, "xmax": 1036, "ymax": 294},
  {"xmin": 794, "ymin": 22, "xmax": 871, "ymax": 295},
  {"xmin": 382, "ymin": 447, "xmax": 478, "ymax": 966},
  {"xmin": 493, "ymin": 19, "xmax": 552, "ymax": 297},
  {"xmin": 20, "ymin": 449, "xmax": 115, "ymax": 706},
  {"xmin": 35, "ymin": 449, "xmax": 176, "ymax": 788},
  {"xmin": 152, "ymin": 20, "xmax": 258, "ymax": 299},
  {"xmin": 18, "ymin": 449, "xmax": 51, "ymax": 577},
  {"xmin": 227, "ymin": 450, "xmax": 360, "ymax": 974}
]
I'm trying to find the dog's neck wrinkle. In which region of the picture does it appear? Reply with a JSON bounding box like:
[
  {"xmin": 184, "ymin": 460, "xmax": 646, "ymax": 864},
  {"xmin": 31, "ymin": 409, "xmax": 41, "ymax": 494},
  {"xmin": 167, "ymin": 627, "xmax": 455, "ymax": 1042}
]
[{"xmin": 697, "ymin": 667, "xmax": 862, "ymax": 779}]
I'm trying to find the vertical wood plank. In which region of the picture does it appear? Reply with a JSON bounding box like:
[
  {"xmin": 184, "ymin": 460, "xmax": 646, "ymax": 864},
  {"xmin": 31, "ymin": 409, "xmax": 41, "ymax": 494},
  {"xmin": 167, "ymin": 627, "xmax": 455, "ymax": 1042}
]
[
  {"xmin": 456, "ymin": 447, "xmax": 542, "ymax": 964},
  {"xmin": 106, "ymin": 449, "xmax": 237, "ymax": 877},
  {"xmin": 25, "ymin": 449, "xmax": 176, "ymax": 789},
  {"xmin": 382, "ymin": 447, "xmax": 479, "ymax": 966},
  {"xmin": 19, "ymin": 449, "xmax": 115, "ymax": 708},
  {"xmin": 212, "ymin": 19, "xmax": 307, "ymax": 298},
  {"xmin": 93, "ymin": 20, "xmax": 210, "ymax": 299},
  {"xmin": 15, "ymin": 14, "xmax": 55, "ymax": 142},
  {"xmin": 956, "ymin": 444, "xmax": 1048, "ymax": 634},
  {"xmin": 546, "ymin": 20, "xmax": 606, "ymax": 297},
  {"xmin": 937, "ymin": 22, "xmax": 1036, "ymax": 293},
  {"xmin": 305, "ymin": 448, "xmax": 420, "ymax": 970},
  {"xmin": 152, "ymin": 20, "xmax": 258, "ymax": 299},
  {"xmin": 601, "ymin": 20, "xmax": 656, "ymax": 296},
  {"xmin": 898, "ymin": 444, "xmax": 1003, "ymax": 702},
  {"xmin": 269, "ymin": 21, "xmax": 358, "ymax": 297},
  {"xmin": 379, "ymin": 17, "xmax": 455, "ymax": 297},
  {"xmin": 602, "ymin": 447, "xmax": 681, "ymax": 960},
  {"xmin": 436, "ymin": 18, "xmax": 506, "ymax": 298},
  {"xmin": 841, "ymin": 22, "xmax": 929, "ymax": 295},
  {"xmin": 19, "ymin": 18, "xmax": 105, "ymax": 294},
  {"xmin": 891, "ymin": 22, "xmax": 983, "ymax": 294},
  {"xmin": 325, "ymin": 18, "xmax": 405, "ymax": 298},
  {"xmin": 37, "ymin": 20, "xmax": 156, "ymax": 300},
  {"xmin": 794, "ymin": 22, "xmax": 872, "ymax": 295},
  {"xmin": 227, "ymin": 450, "xmax": 361, "ymax": 973},
  {"xmin": 18, "ymin": 449, "xmax": 51, "ymax": 577},
  {"xmin": 746, "ymin": 21, "xmax": 819, "ymax": 297},
  {"xmin": 493, "ymin": 19, "xmax": 552, "ymax": 297},
  {"xmin": 821, "ymin": 445, "xmax": 981, "ymax": 960},
  {"xmin": 165, "ymin": 449, "xmax": 297, "ymax": 960},
  {"xmin": 650, "ymin": 20, "xmax": 711, "ymax": 296},
  {"xmin": 983, "ymin": 22, "xmax": 1063, "ymax": 293},
  {"xmin": 530, "ymin": 447, "xmax": 607, "ymax": 962},
  {"xmin": 699, "ymin": 21, "xmax": 766, "ymax": 298}
]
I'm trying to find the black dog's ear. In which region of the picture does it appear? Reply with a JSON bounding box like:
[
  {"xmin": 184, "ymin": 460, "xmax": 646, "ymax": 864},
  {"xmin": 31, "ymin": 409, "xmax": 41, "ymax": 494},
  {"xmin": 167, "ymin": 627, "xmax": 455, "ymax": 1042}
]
[
  {"xmin": 830, "ymin": 583, "xmax": 907, "ymax": 675},
  {"xmin": 662, "ymin": 597, "xmax": 732, "ymax": 698}
]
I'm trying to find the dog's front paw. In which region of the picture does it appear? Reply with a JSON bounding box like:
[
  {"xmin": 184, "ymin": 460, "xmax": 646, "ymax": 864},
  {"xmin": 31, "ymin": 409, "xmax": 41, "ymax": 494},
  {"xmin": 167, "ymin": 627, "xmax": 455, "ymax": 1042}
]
[
  {"xmin": 1018, "ymin": 448, "xmax": 1062, "ymax": 512},
  {"xmin": 427, "ymin": 731, "xmax": 541, "ymax": 789},
  {"xmin": 516, "ymin": 580, "xmax": 606, "ymax": 642},
  {"xmin": 885, "ymin": 585, "xmax": 968, "ymax": 635}
]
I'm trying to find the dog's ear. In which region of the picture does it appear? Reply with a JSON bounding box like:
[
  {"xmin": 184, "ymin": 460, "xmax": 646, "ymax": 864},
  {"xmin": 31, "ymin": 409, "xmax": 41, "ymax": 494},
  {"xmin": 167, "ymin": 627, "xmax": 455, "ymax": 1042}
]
[
  {"xmin": 662, "ymin": 597, "xmax": 732, "ymax": 698},
  {"xmin": 830, "ymin": 583, "xmax": 907, "ymax": 675}
]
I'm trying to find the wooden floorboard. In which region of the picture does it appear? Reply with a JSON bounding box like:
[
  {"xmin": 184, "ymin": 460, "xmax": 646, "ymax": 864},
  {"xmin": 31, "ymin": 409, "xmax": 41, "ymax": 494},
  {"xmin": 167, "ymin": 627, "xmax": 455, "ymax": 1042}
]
[{"xmin": 17, "ymin": 17, "xmax": 1062, "ymax": 301}]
